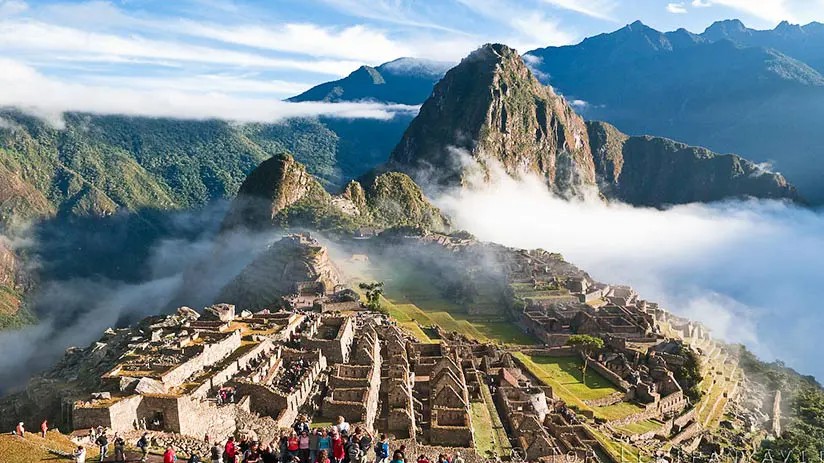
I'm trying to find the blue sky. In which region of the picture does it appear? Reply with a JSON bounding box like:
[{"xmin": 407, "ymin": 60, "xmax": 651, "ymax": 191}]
[{"xmin": 1, "ymin": 0, "xmax": 824, "ymax": 120}]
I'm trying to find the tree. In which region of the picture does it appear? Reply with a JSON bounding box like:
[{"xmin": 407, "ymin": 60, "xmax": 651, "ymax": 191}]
[
  {"xmin": 358, "ymin": 281, "xmax": 385, "ymax": 312},
  {"xmin": 566, "ymin": 334, "xmax": 604, "ymax": 385}
]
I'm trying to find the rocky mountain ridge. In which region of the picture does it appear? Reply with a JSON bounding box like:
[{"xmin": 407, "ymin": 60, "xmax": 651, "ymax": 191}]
[
  {"xmin": 385, "ymin": 43, "xmax": 799, "ymax": 204},
  {"xmin": 223, "ymin": 152, "xmax": 449, "ymax": 233},
  {"xmin": 526, "ymin": 20, "xmax": 824, "ymax": 202}
]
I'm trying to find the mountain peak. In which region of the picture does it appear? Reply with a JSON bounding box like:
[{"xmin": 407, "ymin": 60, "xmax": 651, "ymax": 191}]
[
  {"xmin": 702, "ymin": 19, "xmax": 750, "ymax": 40},
  {"xmin": 388, "ymin": 44, "xmax": 596, "ymax": 194}
]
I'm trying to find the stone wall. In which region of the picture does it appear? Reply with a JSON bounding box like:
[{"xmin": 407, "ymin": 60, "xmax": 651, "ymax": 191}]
[
  {"xmin": 160, "ymin": 331, "xmax": 242, "ymax": 390},
  {"xmin": 177, "ymin": 395, "xmax": 239, "ymax": 438},
  {"xmin": 584, "ymin": 356, "xmax": 630, "ymax": 392}
]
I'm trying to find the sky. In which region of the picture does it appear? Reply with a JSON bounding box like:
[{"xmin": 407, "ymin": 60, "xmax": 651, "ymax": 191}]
[{"xmin": 2, "ymin": 0, "xmax": 824, "ymax": 120}]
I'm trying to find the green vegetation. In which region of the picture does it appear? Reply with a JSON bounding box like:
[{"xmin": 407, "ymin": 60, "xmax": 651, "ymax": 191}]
[
  {"xmin": 0, "ymin": 111, "xmax": 411, "ymax": 230},
  {"xmin": 358, "ymin": 281, "xmax": 385, "ymax": 312},
  {"xmin": 566, "ymin": 334, "xmax": 605, "ymax": 385},
  {"xmin": 616, "ymin": 418, "xmax": 663, "ymax": 436},
  {"xmin": 514, "ymin": 353, "xmax": 617, "ymax": 402},
  {"xmin": 739, "ymin": 347, "xmax": 824, "ymax": 462}
]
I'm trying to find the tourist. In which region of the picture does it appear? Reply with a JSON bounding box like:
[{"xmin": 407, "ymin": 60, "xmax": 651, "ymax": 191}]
[
  {"xmin": 287, "ymin": 431, "xmax": 300, "ymax": 461},
  {"xmin": 225, "ymin": 436, "xmax": 238, "ymax": 463},
  {"xmin": 244, "ymin": 441, "xmax": 263, "ymax": 463},
  {"xmin": 318, "ymin": 428, "xmax": 331, "ymax": 457},
  {"xmin": 239, "ymin": 436, "xmax": 250, "ymax": 454},
  {"xmin": 452, "ymin": 453, "xmax": 464, "ymax": 463},
  {"xmin": 331, "ymin": 430, "xmax": 344, "ymax": 463},
  {"xmin": 373, "ymin": 434, "xmax": 389, "ymax": 463},
  {"xmin": 189, "ymin": 454, "xmax": 203, "ymax": 463},
  {"xmin": 396, "ymin": 445, "xmax": 406, "ymax": 462},
  {"xmin": 334, "ymin": 416, "xmax": 349, "ymax": 436},
  {"xmin": 73, "ymin": 445, "xmax": 87, "ymax": 463},
  {"xmin": 137, "ymin": 432, "xmax": 150, "ymax": 462},
  {"xmin": 163, "ymin": 445, "xmax": 177, "ymax": 463},
  {"xmin": 299, "ymin": 430, "xmax": 310, "ymax": 463},
  {"xmin": 317, "ymin": 449, "xmax": 331, "ymax": 463},
  {"xmin": 278, "ymin": 431, "xmax": 289, "ymax": 463},
  {"xmin": 436, "ymin": 454, "xmax": 448, "ymax": 463},
  {"xmin": 114, "ymin": 433, "xmax": 126, "ymax": 462},
  {"xmin": 390, "ymin": 451, "xmax": 404, "ymax": 463},
  {"xmin": 15, "ymin": 421, "xmax": 25, "ymax": 436},
  {"xmin": 308, "ymin": 428, "xmax": 320, "ymax": 463},
  {"xmin": 357, "ymin": 429, "xmax": 372, "ymax": 454},
  {"xmin": 416, "ymin": 455, "xmax": 429, "ymax": 463},
  {"xmin": 211, "ymin": 440, "xmax": 223, "ymax": 463},
  {"xmin": 96, "ymin": 431, "xmax": 109, "ymax": 461},
  {"xmin": 40, "ymin": 419, "xmax": 48, "ymax": 438},
  {"xmin": 345, "ymin": 436, "xmax": 363, "ymax": 463},
  {"xmin": 261, "ymin": 442, "xmax": 278, "ymax": 463},
  {"xmin": 294, "ymin": 415, "xmax": 310, "ymax": 435}
]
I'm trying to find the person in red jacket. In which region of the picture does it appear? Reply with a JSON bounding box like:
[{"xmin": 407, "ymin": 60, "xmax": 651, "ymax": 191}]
[
  {"xmin": 163, "ymin": 445, "xmax": 176, "ymax": 463},
  {"xmin": 40, "ymin": 420, "xmax": 48, "ymax": 438},
  {"xmin": 225, "ymin": 436, "xmax": 237, "ymax": 461},
  {"xmin": 331, "ymin": 431, "xmax": 345, "ymax": 463}
]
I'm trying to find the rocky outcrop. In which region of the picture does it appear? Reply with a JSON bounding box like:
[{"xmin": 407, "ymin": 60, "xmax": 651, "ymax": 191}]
[
  {"xmin": 222, "ymin": 153, "xmax": 330, "ymax": 230},
  {"xmin": 223, "ymin": 154, "xmax": 449, "ymax": 233},
  {"xmin": 217, "ymin": 233, "xmax": 343, "ymax": 310},
  {"xmin": 587, "ymin": 121, "xmax": 801, "ymax": 206},
  {"xmin": 365, "ymin": 172, "xmax": 450, "ymax": 230},
  {"xmin": 388, "ymin": 43, "xmax": 596, "ymax": 195}
]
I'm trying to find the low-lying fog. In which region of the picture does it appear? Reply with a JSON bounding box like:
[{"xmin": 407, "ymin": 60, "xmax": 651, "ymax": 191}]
[{"xmin": 436, "ymin": 170, "xmax": 824, "ymax": 380}]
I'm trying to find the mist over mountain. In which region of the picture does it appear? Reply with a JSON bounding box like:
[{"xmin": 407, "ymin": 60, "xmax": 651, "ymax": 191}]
[
  {"xmin": 526, "ymin": 19, "xmax": 824, "ymax": 203},
  {"xmin": 289, "ymin": 57, "xmax": 451, "ymax": 105}
]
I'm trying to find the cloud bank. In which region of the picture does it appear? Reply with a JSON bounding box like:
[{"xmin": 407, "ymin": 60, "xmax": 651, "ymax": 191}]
[
  {"xmin": 0, "ymin": 59, "xmax": 419, "ymax": 125},
  {"xmin": 435, "ymin": 170, "xmax": 824, "ymax": 379}
]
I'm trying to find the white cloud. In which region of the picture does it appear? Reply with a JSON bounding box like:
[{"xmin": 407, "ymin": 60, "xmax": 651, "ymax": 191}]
[
  {"xmin": 77, "ymin": 73, "xmax": 312, "ymax": 98},
  {"xmin": 691, "ymin": 0, "xmax": 713, "ymax": 7},
  {"xmin": 667, "ymin": 2, "xmax": 689, "ymax": 14},
  {"xmin": 0, "ymin": 0, "xmax": 26, "ymax": 16},
  {"xmin": 0, "ymin": 59, "xmax": 419, "ymax": 126},
  {"xmin": 0, "ymin": 20, "xmax": 362, "ymax": 76},
  {"xmin": 434, "ymin": 164, "xmax": 824, "ymax": 378},
  {"xmin": 177, "ymin": 22, "xmax": 414, "ymax": 64},
  {"xmin": 709, "ymin": 0, "xmax": 795, "ymax": 23},
  {"xmin": 315, "ymin": 0, "xmax": 468, "ymax": 34},
  {"xmin": 456, "ymin": 0, "xmax": 576, "ymax": 48},
  {"xmin": 538, "ymin": 0, "xmax": 618, "ymax": 21}
]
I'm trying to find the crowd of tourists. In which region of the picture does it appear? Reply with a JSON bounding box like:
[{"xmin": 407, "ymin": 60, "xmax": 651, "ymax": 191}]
[
  {"xmin": 274, "ymin": 358, "xmax": 310, "ymax": 393},
  {"xmin": 13, "ymin": 412, "xmax": 467, "ymax": 463}
]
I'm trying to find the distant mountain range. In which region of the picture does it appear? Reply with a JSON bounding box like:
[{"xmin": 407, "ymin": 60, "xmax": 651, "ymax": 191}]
[
  {"xmin": 383, "ymin": 44, "xmax": 797, "ymax": 206},
  {"xmin": 526, "ymin": 19, "xmax": 824, "ymax": 203},
  {"xmin": 290, "ymin": 19, "xmax": 824, "ymax": 203},
  {"xmin": 289, "ymin": 57, "xmax": 451, "ymax": 105}
]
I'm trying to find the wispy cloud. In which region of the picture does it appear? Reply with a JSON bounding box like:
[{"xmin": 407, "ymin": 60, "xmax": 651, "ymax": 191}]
[
  {"xmin": 0, "ymin": 0, "xmax": 27, "ymax": 16},
  {"xmin": 0, "ymin": 20, "xmax": 362, "ymax": 75},
  {"xmin": 667, "ymin": 2, "xmax": 688, "ymax": 14},
  {"xmin": 0, "ymin": 58, "xmax": 418, "ymax": 125},
  {"xmin": 176, "ymin": 21, "xmax": 413, "ymax": 64},
  {"xmin": 538, "ymin": 0, "xmax": 618, "ymax": 21},
  {"xmin": 456, "ymin": 0, "xmax": 576, "ymax": 48}
]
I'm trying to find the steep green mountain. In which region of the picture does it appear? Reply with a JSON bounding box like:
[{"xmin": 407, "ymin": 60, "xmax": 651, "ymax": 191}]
[
  {"xmin": 289, "ymin": 57, "xmax": 451, "ymax": 104},
  {"xmin": 526, "ymin": 20, "xmax": 824, "ymax": 202},
  {"xmin": 0, "ymin": 110, "xmax": 419, "ymax": 229},
  {"xmin": 223, "ymin": 153, "xmax": 449, "ymax": 233},
  {"xmin": 388, "ymin": 44, "xmax": 596, "ymax": 194},
  {"xmin": 385, "ymin": 44, "xmax": 797, "ymax": 205},
  {"xmin": 588, "ymin": 121, "xmax": 800, "ymax": 205}
]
